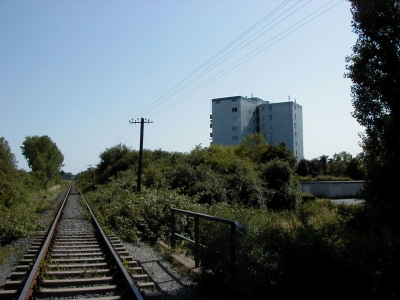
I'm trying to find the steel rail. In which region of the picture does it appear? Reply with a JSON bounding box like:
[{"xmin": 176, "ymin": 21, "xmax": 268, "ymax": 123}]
[
  {"xmin": 18, "ymin": 184, "xmax": 72, "ymax": 300},
  {"xmin": 78, "ymin": 188, "xmax": 144, "ymax": 300}
]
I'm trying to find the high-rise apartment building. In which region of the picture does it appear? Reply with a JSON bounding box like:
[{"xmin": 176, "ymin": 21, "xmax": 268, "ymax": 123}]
[{"xmin": 210, "ymin": 95, "xmax": 303, "ymax": 161}]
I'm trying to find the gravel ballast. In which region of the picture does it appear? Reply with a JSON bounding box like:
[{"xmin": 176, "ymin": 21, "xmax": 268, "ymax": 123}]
[{"xmin": 123, "ymin": 242, "xmax": 194, "ymax": 299}]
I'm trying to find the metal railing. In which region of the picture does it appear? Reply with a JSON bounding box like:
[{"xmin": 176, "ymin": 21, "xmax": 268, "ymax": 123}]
[{"xmin": 170, "ymin": 208, "xmax": 244, "ymax": 271}]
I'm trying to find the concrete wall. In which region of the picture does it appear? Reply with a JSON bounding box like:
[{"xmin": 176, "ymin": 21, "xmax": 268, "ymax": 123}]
[{"xmin": 300, "ymin": 181, "xmax": 365, "ymax": 198}]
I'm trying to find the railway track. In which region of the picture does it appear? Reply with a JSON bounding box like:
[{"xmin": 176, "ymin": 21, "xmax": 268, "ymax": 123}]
[{"xmin": 0, "ymin": 184, "xmax": 159, "ymax": 299}]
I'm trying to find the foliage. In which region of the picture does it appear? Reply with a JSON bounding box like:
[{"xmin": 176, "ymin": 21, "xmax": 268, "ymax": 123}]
[
  {"xmin": 346, "ymin": 153, "xmax": 365, "ymax": 180},
  {"xmin": 96, "ymin": 144, "xmax": 138, "ymax": 184},
  {"xmin": 84, "ymin": 135, "xmax": 300, "ymax": 210},
  {"xmin": 78, "ymin": 133, "xmax": 399, "ymax": 299},
  {"xmin": 0, "ymin": 136, "xmax": 67, "ymax": 245},
  {"xmin": 234, "ymin": 133, "xmax": 270, "ymax": 163},
  {"xmin": 296, "ymin": 152, "xmax": 365, "ymax": 180},
  {"xmin": 327, "ymin": 151, "xmax": 354, "ymax": 177},
  {"xmin": 262, "ymin": 159, "xmax": 301, "ymax": 210},
  {"xmin": 75, "ymin": 168, "xmax": 97, "ymax": 192},
  {"xmin": 345, "ymin": 0, "xmax": 400, "ymax": 216},
  {"xmin": 0, "ymin": 137, "xmax": 18, "ymax": 175},
  {"xmin": 296, "ymin": 158, "xmax": 323, "ymax": 177},
  {"xmin": 193, "ymin": 200, "xmax": 399, "ymax": 299},
  {"xmin": 83, "ymin": 174, "xmax": 400, "ymax": 299},
  {"xmin": 0, "ymin": 176, "xmax": 65, "ymax": 245},
  {"xmin": 82, "ymin": 175, "xmax": 199, "ymax": 244},
  {"xmin": 20, "ymin": 135, "xmax": 64, "ymax": 187},
  {"xmin": 297, "ymin": 175, "xmax": 353, "ymax": 182}
]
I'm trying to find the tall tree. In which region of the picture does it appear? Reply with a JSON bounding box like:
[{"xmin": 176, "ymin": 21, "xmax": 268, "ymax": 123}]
[
  {"xmin": 0, "ymin": 137, "xmax": 17, "ymax": 176},
  {"xmin": 327, "ymin": 151, "xmax": 353, "ymax": 177},
  {"xmin": 345, "ymin": 0, "xmax": 400, "ymax": 215},
  {"xmin": 0, "ymin": 137, "xmax": 19, "ymax": 207},
  {"xmin": 21, "ymin": 135, "xmax": 64, "ymax": 185},
  {"xmin": 96, "ymin": 144, "xmax": 137, "ymax": 183}
]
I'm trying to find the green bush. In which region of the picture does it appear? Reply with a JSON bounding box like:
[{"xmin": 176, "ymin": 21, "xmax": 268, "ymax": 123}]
[
  {"xmin": 77, "ymin": 138, "xmax": 400, "ymax": 298},
  {"xmin": 82, "ymin": 173, "xmax": 400, "ymax": 299},
  {"xmin": 297, "ymin": 175, "xmax": 353, "ymax": 181},
  {"xmin": 81, "ymin": 137, "xmax": 302, "ymax": 210},
  {"xmin": 0, "ymin": 183, "xmax": 64, "ymax": 245},
  {"xmin": 0, "ymin": 203, "xmax": 39, "ymax": 244},
  {"xmin": 83, "ymin": 177, "xmax": 200, "ymax": 244}
]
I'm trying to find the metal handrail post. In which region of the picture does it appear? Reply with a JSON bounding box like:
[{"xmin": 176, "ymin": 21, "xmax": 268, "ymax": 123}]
[
  {"xmin": 195, "ymin": 215, "xmax": 200, "ymax": 268},
  {"xmin": 171, "ymin": 210, "xmax": 176, "ymax": 248},
  {"xmin": 170, "ymin": 208, "xmax": 244, "ymax": 272},
  {"xmin": 230, "ymin": 223, "xmax": 236, "ymax": 273}
]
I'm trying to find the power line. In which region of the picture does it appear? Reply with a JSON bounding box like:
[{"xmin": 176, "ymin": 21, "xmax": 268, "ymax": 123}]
[
  {"xmin": 145, "ymin": 0, "xmax": 311, "ymax": 115},
  {"xmin": 118, "ymin": 0, "xmax": 344, "ymax": 144},
  {"xmin": 148, "ymin": 0, "xmax": 342, "ymax": 119},
  {"xmin": 128, "ymin": 1, "xmax": 293, "ymax": 121}
]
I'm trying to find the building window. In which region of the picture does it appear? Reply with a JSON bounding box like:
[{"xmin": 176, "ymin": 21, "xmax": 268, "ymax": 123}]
[
  {"xmin": 232, "ymin": 99, "xmax": 237, "ymax": 102},
  {"xmin": 269, "ymin": 115, "xmax": 272, "ymax": 121},
  {"xmin": 294, "ymin": 105, "xmax": 296, "ymax": 110},
  {"xmin": 262, "ymin": 124, "xmax": 265, "ymax": 128},
  {"xmin": 232, "ymin": 126, "xmax": 237, "ymax": 131},
  {"xmin": 249, "ymin": 110, "xmax": 251, "ymax": 114},
  {"xmin": 294, "ymin": 123, "xmax": 296, "ymax": 128},
  {"xmin": 295, "ymin": 114, "xmax": 296, "ymax": 119},
  {"xmin": 232, "ymin": 107, "xmax": 237, "ymax": 112},
  {"xmin": 269, "ymin": 106, "xmax": 272, "ymax": 111},
  {"xmin": 215, "ymin": 101, "xmax": 220, "ymax": 104},
  {"xmin": 295, "ymin": 132, "xmax": 297, "ymax": 137},
  {"xmin": 295, "ymin": 141, "xmax": 297, "ymax": 146},
  {"xmin": 210, "ymin": 124, "xmax": 212, "ymax": 128},
  {"xmin": 210, "ymin": 133, "xmax": 212, "ymax": 137},
  {"xmin": 232, "ymin": 136, "xmax": 238, "ymax": 141}
]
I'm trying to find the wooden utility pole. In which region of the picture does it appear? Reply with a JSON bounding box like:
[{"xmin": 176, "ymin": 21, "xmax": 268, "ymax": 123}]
[{"xmin": 129, "ymin": 117, "xmax": 153, "ymax": 193}]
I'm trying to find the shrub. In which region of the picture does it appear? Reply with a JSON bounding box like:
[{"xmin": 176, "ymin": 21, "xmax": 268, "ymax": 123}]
[{"xmin": 262, "ymin": 159, "xmax": 301, "ymax": 210}]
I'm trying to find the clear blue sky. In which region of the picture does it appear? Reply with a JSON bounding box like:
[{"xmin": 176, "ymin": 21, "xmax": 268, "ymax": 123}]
[{"xmin": 0, "ymin": 0, "xmax": 362, "ymax": 174}]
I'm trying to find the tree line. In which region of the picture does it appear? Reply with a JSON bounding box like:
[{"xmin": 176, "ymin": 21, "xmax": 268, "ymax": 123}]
[
  {"xmin": 0, "ymin": 135, "xmax": 64, "ymax": 244},
  {"xmin": 296, "ymin": 151, "xmax": 365, "ymax": 180},
  {"xmin": 78, "ymin": 134, "xmax": 303, "ymax": 210}
]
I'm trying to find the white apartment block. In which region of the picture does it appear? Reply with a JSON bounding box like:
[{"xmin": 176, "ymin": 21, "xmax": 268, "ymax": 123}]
[{"xmin": 210, "ymin": 95, "xmax": 304, "ymax": 161}]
